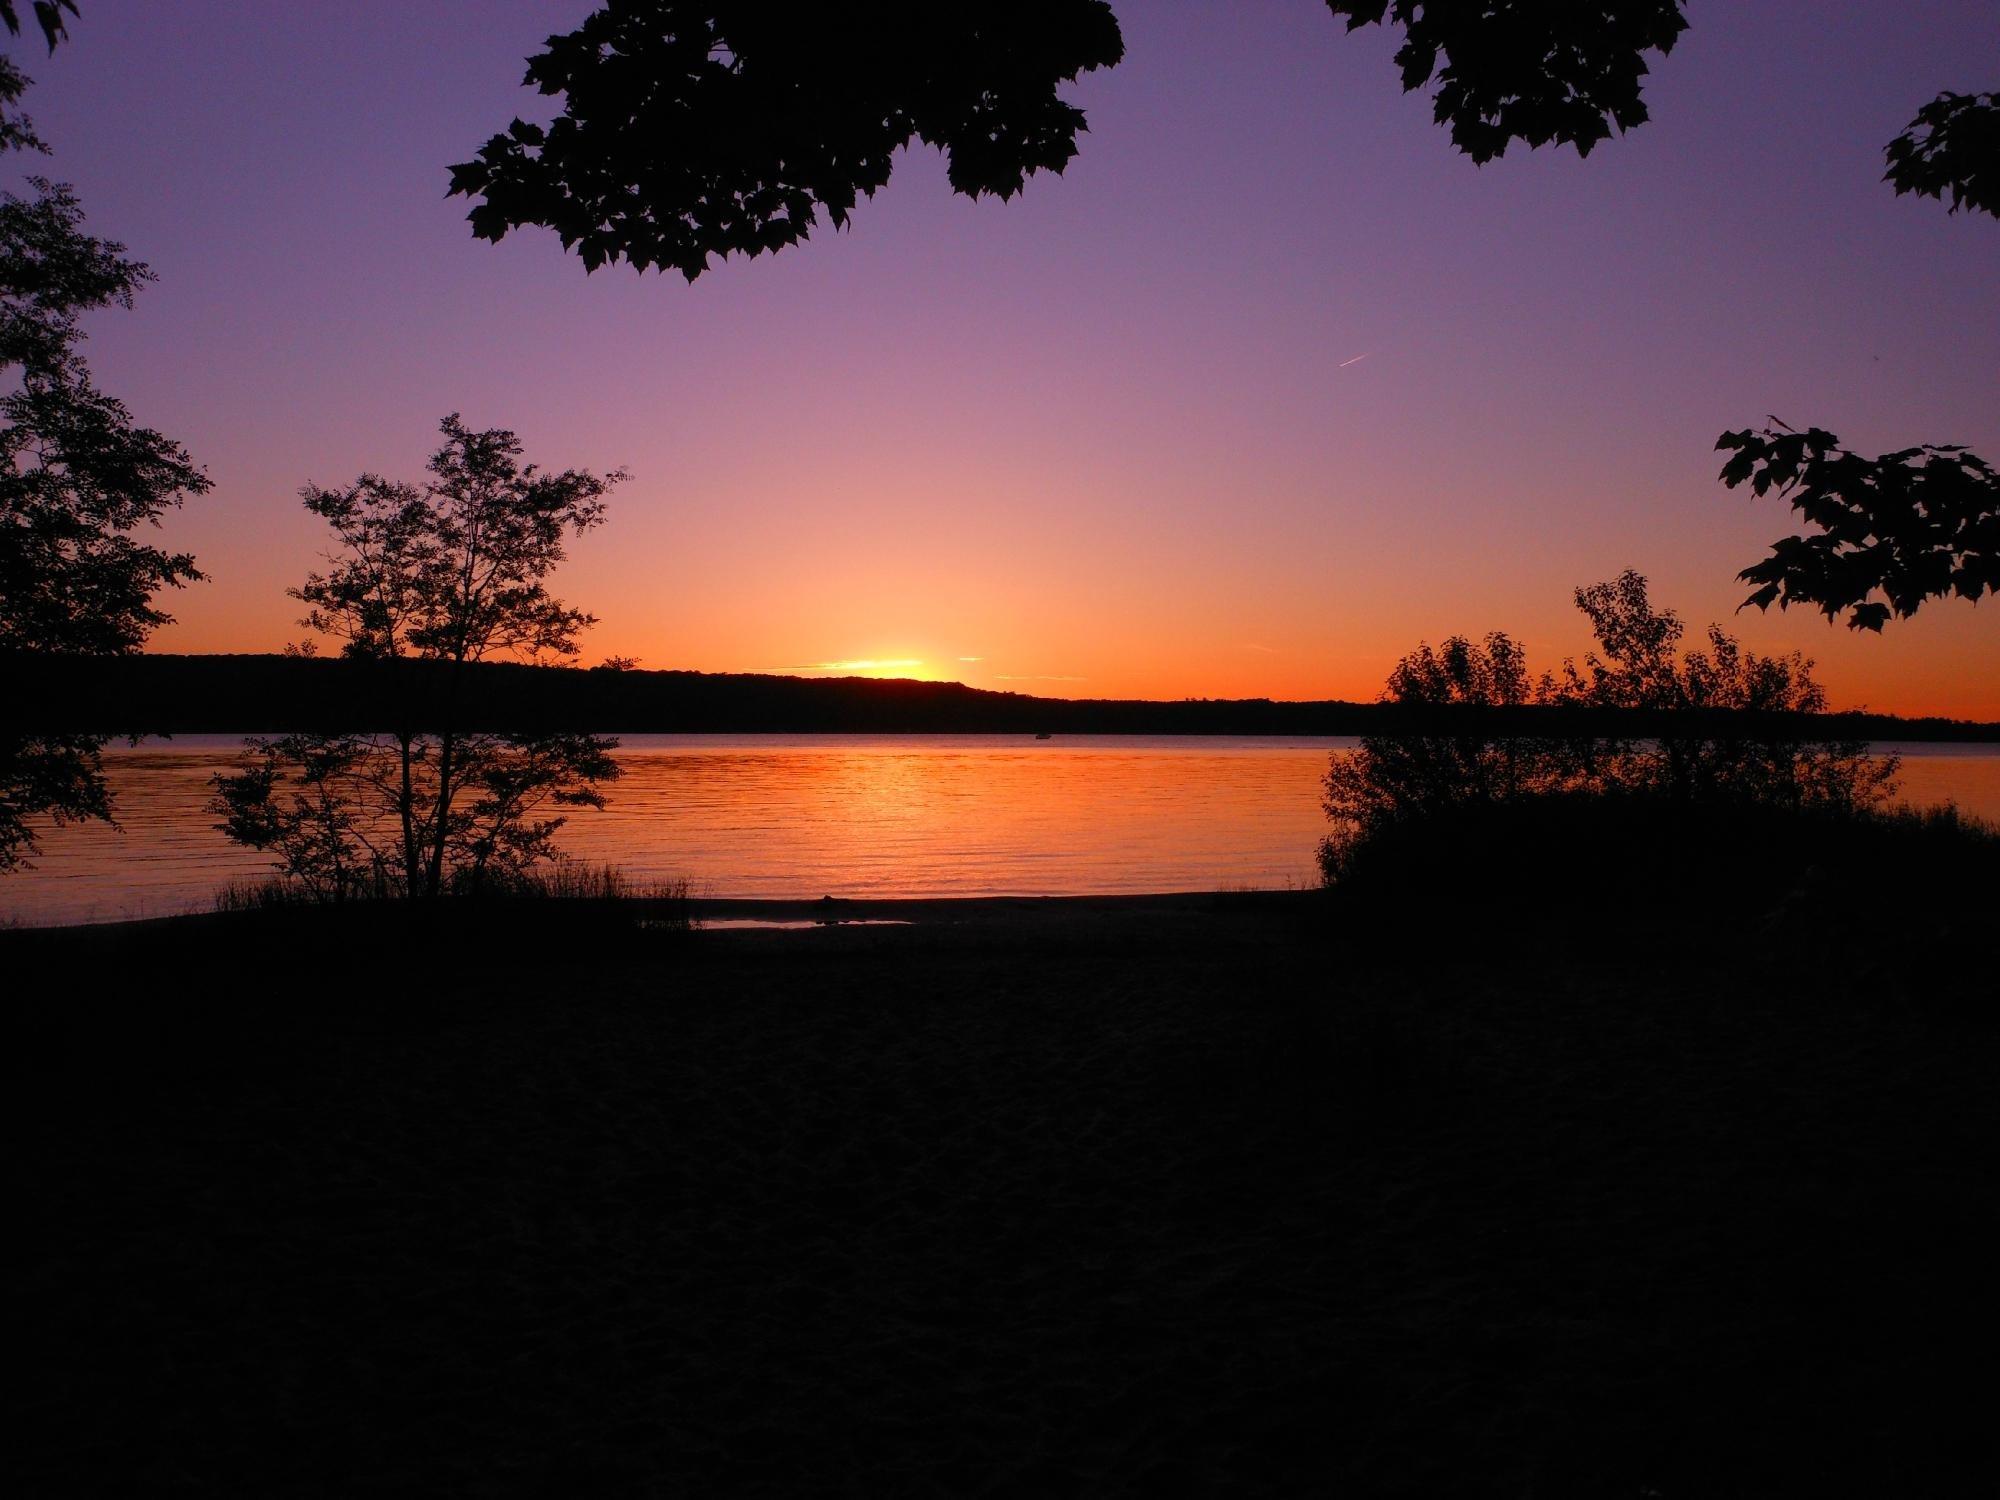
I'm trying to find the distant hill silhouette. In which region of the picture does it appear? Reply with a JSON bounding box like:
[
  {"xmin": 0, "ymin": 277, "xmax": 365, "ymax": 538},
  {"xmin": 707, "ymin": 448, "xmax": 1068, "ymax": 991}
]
[{"xmin": 4, "ymin": 653, "xmax": 1995, "ymax": 741}]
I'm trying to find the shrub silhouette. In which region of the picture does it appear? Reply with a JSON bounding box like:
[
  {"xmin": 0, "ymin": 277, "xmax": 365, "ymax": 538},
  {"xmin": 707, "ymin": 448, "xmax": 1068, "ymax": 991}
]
[{"xmin": 1319, "ymin": 572, "xmax": 1898, "ymax": 885}]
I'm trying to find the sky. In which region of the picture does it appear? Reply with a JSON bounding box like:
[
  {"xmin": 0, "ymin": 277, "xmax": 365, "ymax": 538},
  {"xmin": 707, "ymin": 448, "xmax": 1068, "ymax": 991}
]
[{"xmin": 13, "ymin": 1, "xmax": 1999, "ymax": 716}]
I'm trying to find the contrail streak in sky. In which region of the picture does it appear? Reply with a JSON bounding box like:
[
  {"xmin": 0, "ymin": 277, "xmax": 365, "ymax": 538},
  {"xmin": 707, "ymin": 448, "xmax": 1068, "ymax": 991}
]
[{"xmin": 1337, "ymin": 352, "xmax": 1372, "ymax": 368}]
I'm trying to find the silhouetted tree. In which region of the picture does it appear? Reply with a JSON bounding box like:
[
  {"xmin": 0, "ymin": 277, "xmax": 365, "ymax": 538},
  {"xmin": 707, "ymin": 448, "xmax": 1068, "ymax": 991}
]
[
  {"xmin": 1716, "ymin": 424, "xmax": 1998, "ymax": 631},
  {"xmin": 1883, "ymin": 91, "xmax": 1997, "ymax": 219},
  {"xmin": 453, "ymin": 1, "xmax": 1691, "ymax": 278},
  {"xmin": 0, "ymin": 44, "xmax": 207, "ymax": 869},
  {"xmin": 212, "ymin": 417, "xmax": 625, "ymax": 900}
]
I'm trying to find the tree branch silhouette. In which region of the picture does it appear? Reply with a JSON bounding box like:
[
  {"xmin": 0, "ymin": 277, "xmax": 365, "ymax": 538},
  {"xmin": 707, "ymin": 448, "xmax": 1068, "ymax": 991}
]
[{"xmin": 1717, "ymin": 424, "xmax": 1998, "ymax": 632}]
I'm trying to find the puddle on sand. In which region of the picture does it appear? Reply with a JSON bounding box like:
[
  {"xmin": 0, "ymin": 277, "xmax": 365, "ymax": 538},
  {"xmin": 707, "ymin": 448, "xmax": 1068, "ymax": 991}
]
[{"xmin": 699, "ymin": 918, "xmax": 915, "ymax": 930}]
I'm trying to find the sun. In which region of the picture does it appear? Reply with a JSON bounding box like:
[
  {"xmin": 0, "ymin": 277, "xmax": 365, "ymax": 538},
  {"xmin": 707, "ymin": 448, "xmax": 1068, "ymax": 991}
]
[{"xmin": 777, "ymin": 656, "xmax": 941, "ymax": 680}]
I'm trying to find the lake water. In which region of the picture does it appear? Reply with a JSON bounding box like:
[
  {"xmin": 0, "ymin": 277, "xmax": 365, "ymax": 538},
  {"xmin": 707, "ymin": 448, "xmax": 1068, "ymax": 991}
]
[{"xmin": 5, "ymin": 735, "xmax": 1997, "ymax": 927}]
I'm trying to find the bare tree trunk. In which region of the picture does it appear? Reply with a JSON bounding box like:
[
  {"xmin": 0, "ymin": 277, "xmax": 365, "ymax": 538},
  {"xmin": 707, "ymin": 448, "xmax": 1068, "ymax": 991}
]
[
  {"xmin": 425, "ymin": 655, "xmax": 469, "ymax": 899},
  {"xmin": 426, "ymin": 727, "xmax": 454, "ymax": 899},
  {"xmin": 397, "ymin": 730, "xmax": 423, "ymax": 897}
]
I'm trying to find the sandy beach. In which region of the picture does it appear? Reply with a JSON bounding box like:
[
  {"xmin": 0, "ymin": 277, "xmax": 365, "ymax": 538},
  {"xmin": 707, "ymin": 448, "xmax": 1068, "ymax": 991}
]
[{"xmin": 15, "ymin": 889, "xmax": 1995, "ymax": 1495}]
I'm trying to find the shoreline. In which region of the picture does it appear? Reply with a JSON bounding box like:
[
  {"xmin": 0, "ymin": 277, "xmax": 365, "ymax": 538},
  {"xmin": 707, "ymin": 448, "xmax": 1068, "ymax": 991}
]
[{"xmin": 4, "ymin": 888, "xmax": 1319, "ymax": 939}]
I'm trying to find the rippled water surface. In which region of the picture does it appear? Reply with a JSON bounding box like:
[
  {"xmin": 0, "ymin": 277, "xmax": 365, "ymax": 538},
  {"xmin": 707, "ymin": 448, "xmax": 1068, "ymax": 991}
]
[{"xmin": 6, "ymin": 735, "xmax": 1996, "ymax": 926}]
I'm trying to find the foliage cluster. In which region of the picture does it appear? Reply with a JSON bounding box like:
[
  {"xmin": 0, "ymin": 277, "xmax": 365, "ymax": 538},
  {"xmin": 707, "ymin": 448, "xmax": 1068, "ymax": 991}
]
[
  {"xmin": 1323, "ymin": 1, "xmax": 1688, "ymax": 163},
  {"xmin": 1717, "ymin": 423, "xmax": 1998, "ymax": 631},
  {"xmin": 451, "ymin": 1, "xmax": 1125, "ymax": 278},
  {"xmin": 1882, "ymin": 91, "xmax": 1998, "ymax": 219},
  {"xmin": 1318, "ymin": 571, "xmax": 1898, "ymax": 882}
]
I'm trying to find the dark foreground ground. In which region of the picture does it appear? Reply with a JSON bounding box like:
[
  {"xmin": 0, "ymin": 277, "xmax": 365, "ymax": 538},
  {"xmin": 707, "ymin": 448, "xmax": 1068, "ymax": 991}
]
[{"xmin": 13, "ymin": 889, "xmax": 1996, "ymax": 1497}]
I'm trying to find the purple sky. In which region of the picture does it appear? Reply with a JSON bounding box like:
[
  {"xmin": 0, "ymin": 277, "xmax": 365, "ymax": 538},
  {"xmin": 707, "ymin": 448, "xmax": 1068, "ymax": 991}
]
[{"xmin": 16, "ymin": 1, "xmax": 1999, "ymax": 713}]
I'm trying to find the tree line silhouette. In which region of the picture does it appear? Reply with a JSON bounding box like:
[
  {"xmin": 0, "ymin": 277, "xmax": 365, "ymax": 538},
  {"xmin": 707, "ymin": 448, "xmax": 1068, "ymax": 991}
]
[{"xmin": 11, "ymin": 650, "xmax": 1996, "ymax": 744}]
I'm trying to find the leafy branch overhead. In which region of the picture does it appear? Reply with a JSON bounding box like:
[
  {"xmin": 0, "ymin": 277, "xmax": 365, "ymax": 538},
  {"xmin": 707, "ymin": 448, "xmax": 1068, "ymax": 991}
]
[
  {"xmin": 452, "ymin": 1, "xmax": 1692, "ymax": 278},
  {"xmin": 1324, "ymin": 1, "xmax": 1688, "ymax": 163},
  {"xmin": 0, "ymin": 1, "xmax": 77, "ymax": 53},
  {"xmin": 1716, "ymin": 425, "xmax": 1999, "ymax": 632},
  {"xmin": 1883, "ymin": 91, "xmax": 1998, "ymax": 218},
  {"xmin": 448, "ymin": 1, "xmax": 1126, "ymax": 279}
]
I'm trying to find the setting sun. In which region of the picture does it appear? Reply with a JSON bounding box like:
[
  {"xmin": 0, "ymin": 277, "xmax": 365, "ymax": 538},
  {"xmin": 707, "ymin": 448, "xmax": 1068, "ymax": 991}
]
[{"xmin": 771, "ymin": 657, "xmax": 936, "ymax": 678}]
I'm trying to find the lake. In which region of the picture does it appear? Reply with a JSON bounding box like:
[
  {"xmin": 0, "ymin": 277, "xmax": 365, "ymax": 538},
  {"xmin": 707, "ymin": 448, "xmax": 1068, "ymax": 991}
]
[{"xmin": 6, "ymin": 735, "xmax": 1997, "ymax": 927}]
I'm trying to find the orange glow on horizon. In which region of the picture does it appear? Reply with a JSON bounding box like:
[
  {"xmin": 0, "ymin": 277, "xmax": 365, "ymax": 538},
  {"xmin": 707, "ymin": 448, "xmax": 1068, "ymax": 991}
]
[{"xmin": 152, "ymin": 591, "xmax": 2000, "ymax": 723}]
